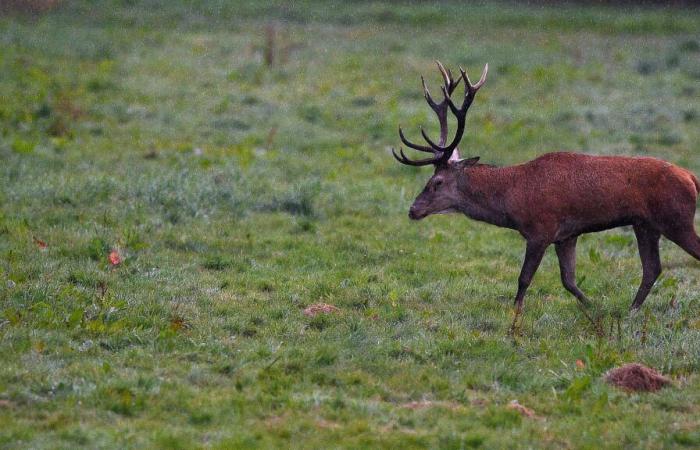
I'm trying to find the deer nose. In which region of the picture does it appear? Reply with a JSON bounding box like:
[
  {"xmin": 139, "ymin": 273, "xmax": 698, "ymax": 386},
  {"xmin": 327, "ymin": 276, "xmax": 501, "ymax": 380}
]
[{"xmin": 408, "ymin": 207, "xmax": 419, "ymax": 220}]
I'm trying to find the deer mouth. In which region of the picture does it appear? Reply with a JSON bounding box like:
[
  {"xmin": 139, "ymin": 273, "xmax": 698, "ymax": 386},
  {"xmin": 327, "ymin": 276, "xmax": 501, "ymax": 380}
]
[
  {"xmin": 409, "ymin": 207, "xmax": 456, "ymax": 220},
  {"xmin": 408, "ymin": 208, "xmax": 425, "ymax": 220}
]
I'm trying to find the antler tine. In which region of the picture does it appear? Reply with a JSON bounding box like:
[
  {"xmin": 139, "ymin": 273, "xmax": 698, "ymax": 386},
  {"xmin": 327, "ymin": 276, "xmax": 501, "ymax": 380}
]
[
  {"xmin": 459, "ymin": 66, "xmax": 470, "ymax": 89},
  {"xmin": 436, "ymin": 60, "xmax": 449, "ymax": 83},
  {"xmin": 392, "ymin": 147, "xmax": 442, "ymax": 166},
  {"xmin": 473, "ymin": 63, "xmax": 489, "ymax": 90},
  {"xmin": 436, "ymin": 60, "xmax": 460, "ymax": 95},
  {"xmin": 420, "ymin": 76, "xmax": 438, "ymax": 110},
  {"xmin": 399, "ymin": 126, "xmax": 437, "ymax": 154},
  {"xmin": 440, "ymin": 85, "xmax": 449, "ymax": 99},
  {"xmin": 450, "ymin": 63, "xmax": 489, "ymax": 115},
  {"xmin": 420, "ymin": 126, "xmax": 442, "ymax": 149},
  {"xmin": 436, "ymin": 60, "xmax": 452, "ymax": 91},
  {"xmin": 459, "ymin": 63, "xmax": 489, "ymax": 93}
]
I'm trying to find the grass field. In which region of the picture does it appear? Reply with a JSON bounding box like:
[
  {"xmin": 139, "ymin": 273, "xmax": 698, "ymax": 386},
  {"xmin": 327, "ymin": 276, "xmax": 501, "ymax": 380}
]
[{"xmin": 1, "ymin": 1, "xmax": 700, "ymax": 448}]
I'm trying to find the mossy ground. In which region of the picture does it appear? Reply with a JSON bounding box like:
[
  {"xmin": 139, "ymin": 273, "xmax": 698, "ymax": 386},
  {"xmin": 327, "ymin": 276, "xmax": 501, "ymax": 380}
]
[{"xmin": 1, "ymin": 1, "xmax": 699, "ymax": 448}]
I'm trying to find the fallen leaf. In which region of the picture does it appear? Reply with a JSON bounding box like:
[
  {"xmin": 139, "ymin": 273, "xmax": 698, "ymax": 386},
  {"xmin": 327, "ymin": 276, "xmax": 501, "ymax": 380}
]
[
  {"xmin": 169, "ymin": 316, "xmax": 189, "ymax": 332},
  {"xmin": 108, "ymin": 250, "xmax": 122, "ymax": 266},
  {"xmin": 508, "ymin": 400, "xmax": 536, "ymax": 418},
  {"xmin": 576, "ymin": 359, "xmax": 585, "ymax": 370},
  {"xmin": 33, "ymin": 236, "xmax": 47, "ymax": 249},
  {"xmin": 303, "ymin": 303, "xmax": 339, "ymax": 317}
]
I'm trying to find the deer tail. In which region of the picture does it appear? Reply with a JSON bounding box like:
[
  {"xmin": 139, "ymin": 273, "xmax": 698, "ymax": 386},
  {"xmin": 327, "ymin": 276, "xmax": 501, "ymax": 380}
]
[{"xmin": 682, "ymin": 168, "xmax": 700, "ymax": 195}]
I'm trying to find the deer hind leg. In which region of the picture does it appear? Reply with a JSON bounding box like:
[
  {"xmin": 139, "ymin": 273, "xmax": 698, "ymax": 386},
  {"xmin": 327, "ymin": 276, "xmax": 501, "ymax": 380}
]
[
  {"xmin": 656, "ymin": 191, "xmax": 700, "ymax": 261},
  {"xmin": 663, "ymin": 226, "xmax": 700, "ymax": 261},
  {"xmin": 631, "ymin": 224, "xmax": 662, "ymax": 310},
  {"xmin": 509, "ymin": 240, "xmax": 548, "ymax": 334},
  {"xmin": 554, "ymin": 236, "xmax": 590, "ymax": 306}
]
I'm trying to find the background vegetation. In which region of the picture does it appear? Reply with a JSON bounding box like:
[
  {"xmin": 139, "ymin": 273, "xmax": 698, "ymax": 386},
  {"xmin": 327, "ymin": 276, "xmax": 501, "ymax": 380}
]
[{"xmin": 1, "ymin": 1, "xmax": 699, "ymax": 448}]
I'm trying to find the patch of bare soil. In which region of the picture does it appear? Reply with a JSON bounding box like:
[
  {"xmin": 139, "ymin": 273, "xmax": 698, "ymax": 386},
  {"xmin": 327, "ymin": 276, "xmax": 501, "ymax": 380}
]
[
  {"xmin": 303, "ymin": 303, "xmax": 339, "ymax": 317},
  {"xmin": 507, "ymin": 400, "xmax": 537, "ymax": 418},
  {"xmin": 605, "ymin": 363, "xmax": 671, "ymax": 392}
]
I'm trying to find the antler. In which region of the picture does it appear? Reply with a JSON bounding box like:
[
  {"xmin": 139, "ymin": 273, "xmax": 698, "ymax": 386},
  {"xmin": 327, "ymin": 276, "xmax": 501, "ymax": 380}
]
[{"xmin": 393, "ymin": 62, "xmax": 488, "ymax": 167}]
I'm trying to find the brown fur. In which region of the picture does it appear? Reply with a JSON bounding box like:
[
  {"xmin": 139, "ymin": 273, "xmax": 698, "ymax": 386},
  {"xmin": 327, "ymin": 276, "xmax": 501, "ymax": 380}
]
[{"xmin": 409, "ymin": 151, "xmax": 700, "ymax": 312}]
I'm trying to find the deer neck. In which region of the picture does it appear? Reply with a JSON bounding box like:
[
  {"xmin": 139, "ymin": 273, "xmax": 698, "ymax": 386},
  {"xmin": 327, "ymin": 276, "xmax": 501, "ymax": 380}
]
[{"xmin": 457, "ymin": 165, "xmax": 514, "ymax": 228}]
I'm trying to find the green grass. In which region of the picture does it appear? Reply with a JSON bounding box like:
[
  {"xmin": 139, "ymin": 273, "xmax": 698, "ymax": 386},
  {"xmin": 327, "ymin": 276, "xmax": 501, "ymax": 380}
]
[{"xmin": 1, "ymin": 1, "xmax": 700, "ymax": 448}]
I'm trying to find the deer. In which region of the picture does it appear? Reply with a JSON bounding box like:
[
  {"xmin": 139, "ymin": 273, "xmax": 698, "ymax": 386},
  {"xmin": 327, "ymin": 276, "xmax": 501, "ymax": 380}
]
[{"xmin": 392, "ymin": 61, "xmax": 700, "ymax": 334}]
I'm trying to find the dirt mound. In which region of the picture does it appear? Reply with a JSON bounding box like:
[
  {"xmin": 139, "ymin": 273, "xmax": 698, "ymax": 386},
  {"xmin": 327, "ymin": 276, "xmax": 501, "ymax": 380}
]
[
  {"xmin": 303, "ymin": 303, "xmax": 339, "ymax": 317},
  {"xmin": 605, "ymin": 363, "xmax": 671, "ymax": 392}
]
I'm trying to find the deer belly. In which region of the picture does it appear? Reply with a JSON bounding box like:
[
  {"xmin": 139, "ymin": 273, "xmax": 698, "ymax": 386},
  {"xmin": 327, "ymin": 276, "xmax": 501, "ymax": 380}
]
[{"xmin": 554, "ymin": 197, "xmax": 639, "ymax": 238}]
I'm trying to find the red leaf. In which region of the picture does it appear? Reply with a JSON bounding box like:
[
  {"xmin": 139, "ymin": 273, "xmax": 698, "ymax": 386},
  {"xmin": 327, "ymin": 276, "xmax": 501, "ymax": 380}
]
[
  {"xmin": 108, "ymin": 250, "xmax": 122, "ymax": 266},
  {"xmin": 576, "ymin": 359, "xmax": 585, "ymax": 370},
  {"xmin": 33, "ymin": 237, "xmax": 48, "ymax": 249}
]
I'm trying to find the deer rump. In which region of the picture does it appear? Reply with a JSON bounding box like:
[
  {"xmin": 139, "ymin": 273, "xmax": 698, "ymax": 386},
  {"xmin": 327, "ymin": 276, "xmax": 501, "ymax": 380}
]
[{"xmin": 392, "ymin": 61, "xmax": 700, "ymax": 330}]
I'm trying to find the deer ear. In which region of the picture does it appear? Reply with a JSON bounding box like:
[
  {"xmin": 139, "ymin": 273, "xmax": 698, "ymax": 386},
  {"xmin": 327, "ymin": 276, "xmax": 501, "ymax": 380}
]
[{"xmin": 454, "ymin": 156, "xmax": 480, "ymax": 168}]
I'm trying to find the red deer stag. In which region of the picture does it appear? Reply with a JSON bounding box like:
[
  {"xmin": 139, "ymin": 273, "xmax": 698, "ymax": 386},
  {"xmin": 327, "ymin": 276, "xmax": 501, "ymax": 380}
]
[{"xmin": 393, "ymin": 61, "xmax": 700, "ymax": 332}]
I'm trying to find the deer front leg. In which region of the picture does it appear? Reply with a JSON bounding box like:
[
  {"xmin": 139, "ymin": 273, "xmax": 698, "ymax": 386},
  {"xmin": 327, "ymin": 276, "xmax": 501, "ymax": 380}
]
[
  {"xmin": 631, "ymin": 224, "xmax": 661, "ymax": 310},
  {"xmin": 556, "ymin": 236, "xmax": 605, "ymax": 334},
  {"xmin": 509, "ymin": 240, "xmax": 549, "ymax": 335}
]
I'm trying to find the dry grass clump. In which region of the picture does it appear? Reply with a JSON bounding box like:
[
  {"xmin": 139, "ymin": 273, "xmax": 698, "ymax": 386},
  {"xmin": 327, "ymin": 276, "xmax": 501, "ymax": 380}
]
[{"xmin": 605, "ymin": 363, "xmax": 671, "ymax": 392}]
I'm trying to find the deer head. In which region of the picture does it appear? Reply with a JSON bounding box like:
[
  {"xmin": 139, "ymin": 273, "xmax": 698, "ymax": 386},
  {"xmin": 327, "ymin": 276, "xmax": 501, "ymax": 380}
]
[{"xmin": 393, "ymin": 61, "xmax": 488, "ymax": 220}]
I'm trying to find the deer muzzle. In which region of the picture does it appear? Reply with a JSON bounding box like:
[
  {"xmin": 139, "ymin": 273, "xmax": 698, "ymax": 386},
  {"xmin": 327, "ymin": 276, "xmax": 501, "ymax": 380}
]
[{"xmin": 408, "ymin": 206, "xmax": 424, "ymax": 220}]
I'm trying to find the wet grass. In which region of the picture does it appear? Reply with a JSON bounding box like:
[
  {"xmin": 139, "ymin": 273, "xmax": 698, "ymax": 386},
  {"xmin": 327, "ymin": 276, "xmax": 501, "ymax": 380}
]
[{"xmin": 1, "ymin": 1, "xmax": 700, "ymax": 448}]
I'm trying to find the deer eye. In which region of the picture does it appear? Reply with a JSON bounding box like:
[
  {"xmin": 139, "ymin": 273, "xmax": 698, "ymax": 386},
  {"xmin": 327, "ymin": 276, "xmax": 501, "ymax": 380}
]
[{"xmin": 433, "ymin": 179, "xmax": 443, "ymax": 189}]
